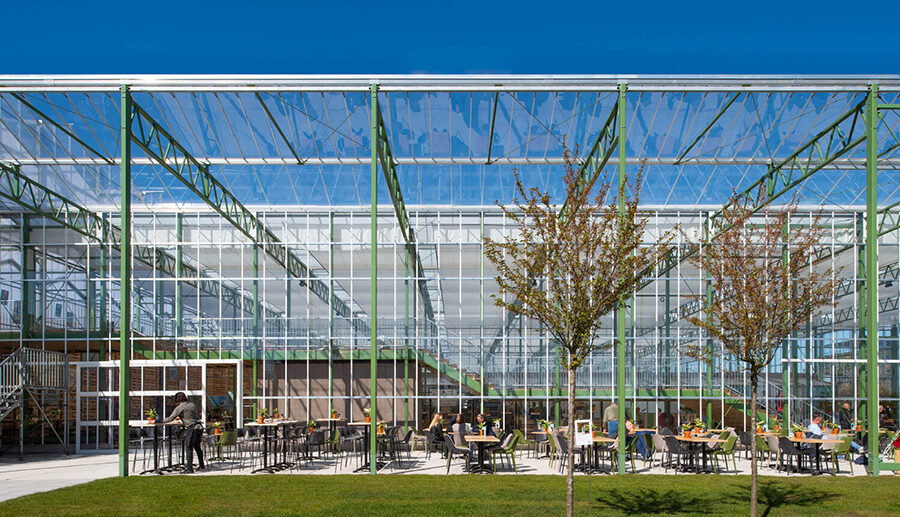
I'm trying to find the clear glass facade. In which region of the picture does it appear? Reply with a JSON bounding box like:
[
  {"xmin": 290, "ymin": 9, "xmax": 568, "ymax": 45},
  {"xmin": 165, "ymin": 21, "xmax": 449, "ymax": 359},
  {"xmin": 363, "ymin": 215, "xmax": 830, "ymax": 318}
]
[{"xmin": 0, "ymin": 76, "xmax": 898, "ymax": 451}]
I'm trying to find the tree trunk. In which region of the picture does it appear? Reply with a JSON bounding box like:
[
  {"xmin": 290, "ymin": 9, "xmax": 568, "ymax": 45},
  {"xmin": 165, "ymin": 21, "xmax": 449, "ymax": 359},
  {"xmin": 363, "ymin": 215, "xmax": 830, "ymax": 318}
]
[
  {"xmin": 749, "ymin": 372, "xmax": 759, "ymax": 517},
  {"xmin": 566, "ymin": 366, "xmax": 576, "ymax": 517}
]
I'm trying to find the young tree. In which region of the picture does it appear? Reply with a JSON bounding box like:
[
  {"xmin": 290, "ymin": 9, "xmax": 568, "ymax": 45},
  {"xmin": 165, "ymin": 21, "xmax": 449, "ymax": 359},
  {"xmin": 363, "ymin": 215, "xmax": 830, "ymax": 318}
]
[
  {"xmin": 484, "ymin": 151, "xmax": 669, "ymax": 517},
  {"xmin": 684, "ymin": 194, "xmax": 837, "ymax": 517}
]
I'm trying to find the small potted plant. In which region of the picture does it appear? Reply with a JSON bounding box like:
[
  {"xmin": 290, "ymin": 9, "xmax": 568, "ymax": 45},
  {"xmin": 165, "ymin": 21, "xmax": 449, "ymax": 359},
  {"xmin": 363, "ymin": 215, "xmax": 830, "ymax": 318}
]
[
  {"xmin": 692, "ymin": 418, "xmax": 705, "ymax": 434},
  {"xmin": 377, "ymin": 423, "xmax": 386, "ymax": 435},
  {"xmin": 791, "ymin": 423, "xmax": 804, "ymax": 439},
  {"xmin": 308, "ymin": 418, "xmax": 316, "ymax": 433},
  {"xmin": 493, "ymin": 418, "xmax": 501, "ymax": 432},
  {"xmin": 213, "ymin": 421, "xmax": 222, "ymax": 436},
  {"xmin": 257, "ymin": 408, "xmax": 268, "ymax": 424},
  {"xmin": 757, "ymin": 423, "xmax": 765, "ymax": 434},
  {"xmin": 825, "ymin": 421, "xmax": 840, "ymax": 434},
  {"xmin": 363, "ymin": 407, "xmax": 371, "ymax": 423},
  {"xmin": 331, "ymin": 407, "xmax": 339, "ymax": 419},
  {"xmin": 853, "ymin": 419, "xmax": 863, "ymax": 431},
  {"xmin": 681, "ymin": 422, "xmax": 692, "ymax": 438},
  {"xmin": 273, "ymin": 407, "xmax": 280, "ymax": 420},
  {"xmin": 773, "ymin": 420, "xmax": 781, "ymax": 432},
  {"xmin": 145, "ymin": 408, "xmax": 157, "ymax": 425}
]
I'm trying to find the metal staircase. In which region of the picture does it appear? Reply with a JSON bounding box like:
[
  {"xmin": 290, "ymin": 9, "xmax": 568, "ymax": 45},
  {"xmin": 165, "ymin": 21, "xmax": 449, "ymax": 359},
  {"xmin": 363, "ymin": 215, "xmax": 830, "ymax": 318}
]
[{"xmin": 0, "ymin": 347, "xmax": 70, "ymax": 456}]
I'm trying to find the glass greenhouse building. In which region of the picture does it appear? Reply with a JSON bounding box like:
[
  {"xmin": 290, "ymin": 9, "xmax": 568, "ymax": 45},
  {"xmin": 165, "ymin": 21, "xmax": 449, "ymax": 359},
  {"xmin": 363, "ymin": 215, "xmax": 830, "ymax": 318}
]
[{"xmin": 0, "ymin": 75, "xmax": 898, "ymax": 474}]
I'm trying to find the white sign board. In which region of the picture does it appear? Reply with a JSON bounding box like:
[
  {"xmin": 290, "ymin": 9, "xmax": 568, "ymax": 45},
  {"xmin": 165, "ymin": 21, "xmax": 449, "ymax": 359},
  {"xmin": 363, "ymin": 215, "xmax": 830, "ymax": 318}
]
[{"xmin": 574, "ymin": 419, "xmax": 593, "ymax": 447}]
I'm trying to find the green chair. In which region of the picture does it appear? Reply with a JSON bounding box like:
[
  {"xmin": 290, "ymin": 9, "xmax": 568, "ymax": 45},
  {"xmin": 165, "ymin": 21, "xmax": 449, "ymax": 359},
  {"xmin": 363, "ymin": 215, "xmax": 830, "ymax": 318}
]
[
  {"xmin": 623, "ymin": 436, "xmax": 638, "ymax": 472},
  {"xmin": 641, "ymin": 432, "xmax": 654, "ymax": 467},
  {"xmin": 547, "ymin": 431, "xmax": 558, "ymax": 468},
  {"xmin": 491, "ymin": 433, "xmax": 520, "ymax": 473},
  {"xmin": 755, "ymin": 434, "xmax": 771, "ymax": 463},
  {"xmin": 513, "ymin": 429, "xmax": 535, "ymax": 460},
  {"xmin": 711, "ymin": 434, "xmax": 738, "ymax": 474},
  {"xmin": 829, "ymin": 435, "xmax": 854, "ymax": 475}
]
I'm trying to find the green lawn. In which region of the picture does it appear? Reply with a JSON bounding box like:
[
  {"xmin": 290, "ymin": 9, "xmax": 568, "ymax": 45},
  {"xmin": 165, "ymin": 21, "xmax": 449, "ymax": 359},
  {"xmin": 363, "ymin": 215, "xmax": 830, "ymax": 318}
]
[{"xmin": 1, "ymin": 474, "xmax": 898, "ymax": 516}]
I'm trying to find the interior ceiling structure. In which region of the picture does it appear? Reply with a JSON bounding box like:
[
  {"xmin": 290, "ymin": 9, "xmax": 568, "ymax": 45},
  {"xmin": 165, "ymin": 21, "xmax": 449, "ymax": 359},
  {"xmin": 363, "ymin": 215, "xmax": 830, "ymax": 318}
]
[
  {"xmin": 2, "ymin": 75, "xmax": 900, "ymax": 338},
  {"xmin": 0, "ymin": 75, "xmax": 899, "ymax": 213}
]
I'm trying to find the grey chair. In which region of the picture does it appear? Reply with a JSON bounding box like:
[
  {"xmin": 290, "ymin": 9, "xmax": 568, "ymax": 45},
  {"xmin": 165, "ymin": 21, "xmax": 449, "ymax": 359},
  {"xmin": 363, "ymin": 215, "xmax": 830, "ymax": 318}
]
[{"xmin": 443, "ymin": 435, "xmax": 471, "ymax": 474}]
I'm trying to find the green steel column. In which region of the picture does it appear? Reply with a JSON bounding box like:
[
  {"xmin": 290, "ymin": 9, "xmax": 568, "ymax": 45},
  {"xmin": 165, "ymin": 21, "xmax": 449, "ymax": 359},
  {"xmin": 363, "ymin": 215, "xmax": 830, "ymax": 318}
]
[
  {"xmin": 328, "ymin": 213, "xmax": 334, "ymax": 413},
  {"xmin": 704, "ymin": 213, "xmax": 713, "ymax": 428},
  {"xmin": 369, "ymin": 83, "xmax": 379, "ymax": 474},
  {"xmin": 20, "ymin": 216, "xmax": 30, "ymax": 338},
  {"xmin": 404, "ymin": 240, "xmax": 410, "ymax": 433},
  {"xmin": 100, "ymin": 226, "xmax": 107, "ymax": 349},
  {"xmin": 117, "ymin": 84, "xmax": 132, "ymax": 477},
  {"xmin": 781, "ymin": 219, "xmax": 792, "ymax": 426},
  {"xmin": 616, "ymin": 83, "xmax": 627, "ymax": 474},
  {"xmin": 175, "ymin": 213, "xmax": 183, "ymax": 350},
  {"xmin": 252, "ymin": 244, "xmax": 259, "ymax": 419},
  {"xmin": 865, "ymin": 84, "xmax": 880, "ymax": 475}
]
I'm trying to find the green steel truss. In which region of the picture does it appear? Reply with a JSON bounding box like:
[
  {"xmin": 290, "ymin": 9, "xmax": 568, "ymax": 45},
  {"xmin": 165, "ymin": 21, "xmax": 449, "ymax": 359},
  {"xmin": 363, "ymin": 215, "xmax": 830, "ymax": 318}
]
[
  {"xmin": 372, "ymin": 97, "xmax": 436, "ymax": 325},
  {"xmin": 639, "ymin": 98, "xmax": 872, "ymax": 290},
  {"xmin": 0, "ymin": 163, "xmax": 280, "ymax": 322},
  {"xmin": 127, "ymin": 100, "xmax": 367, "ymax": 335}
]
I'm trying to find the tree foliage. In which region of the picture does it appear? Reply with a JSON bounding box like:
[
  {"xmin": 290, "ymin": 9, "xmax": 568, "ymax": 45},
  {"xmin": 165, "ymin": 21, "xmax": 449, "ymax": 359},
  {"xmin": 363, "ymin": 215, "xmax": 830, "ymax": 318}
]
[
  {"xmin": 483, "ymin": 148, "xmax": 671, "ymax": 517},
  {"xmin": 484, "ymin": 150, "xmax": 671, "ymax": 370},
  {"xmin": 684, "ymin": 192, "xmax": 838, "ymax": 517}
]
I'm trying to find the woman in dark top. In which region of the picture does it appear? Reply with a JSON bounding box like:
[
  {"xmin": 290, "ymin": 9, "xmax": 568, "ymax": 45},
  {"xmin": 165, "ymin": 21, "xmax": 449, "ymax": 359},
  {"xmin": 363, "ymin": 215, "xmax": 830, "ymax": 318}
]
[{"xmin": 162, "ymin": 392, "xmax": 205, "ymax": 473}]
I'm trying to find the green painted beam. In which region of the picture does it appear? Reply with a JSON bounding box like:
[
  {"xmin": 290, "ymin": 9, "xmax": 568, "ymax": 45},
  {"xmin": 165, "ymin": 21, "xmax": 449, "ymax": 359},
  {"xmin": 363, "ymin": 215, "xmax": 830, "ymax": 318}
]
[
  {"xmin": 865, "ymin": 85, "xmax": 880, "ymax": 476},
  {"xmin": 0, "ymin": 163, "xmax": 277, "ymax": 324},
  {"xmin": 369, "ymin": 83, "xmax": 379, "ymax": 475},
  {"xmin": 616, "ymin": 83, "xmax": 627, "ymax": 475},
  {"xmin": 674, "ymin": 92, "xmax": 741, "ymax": 165},
  {"xmin": 372, "ymin": 95, "xmax": 436, "ymax": 324},
  {"xmin": 118, "ymin": 85, "xmax": 132, "ymax": 478},
  {"xmin": 127, "ymin": 101, "xmax": 367, "ymax": 336}
]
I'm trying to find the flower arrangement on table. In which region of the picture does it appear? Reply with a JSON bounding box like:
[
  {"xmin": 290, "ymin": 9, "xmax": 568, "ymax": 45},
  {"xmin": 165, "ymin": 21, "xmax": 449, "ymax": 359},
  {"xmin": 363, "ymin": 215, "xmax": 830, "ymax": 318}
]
[
  {"xmin": 790, "ymin": 423, "xmax": 804, "ymax": 439},
  {"xmin": 475, "ymin": 422, "xmax": 486, "ymax": 435},
  {"xmin": 852, "ymin": 419, "xmax": 864, "ymax": 431},
  {"xmin": 363, "ymin": 407, "xmax": 372, "ymax": 423},
  {"xmin": 273, "ymin": 407, "xmax": 280, "ymax": 420},
  {"xmin": 308, "ymin": 419, "xmax": 316, "ymax": 433},
  {"xmin": 681, "ymin": 421, "xmax": 693, "ymax": 437},
  {"xmin": 145, "ymin": 408, "xmax": 158, "ymax": 424},
  {"xmin": 213, "ymin": 421, "xmax": 223, "ymax": 435},
  {"xmin": 257, "ymin": 408, "xmax": 268, "ymax": 424},
  {"xmin": 331, "ymin": 408, "xmax": 339, "ymax": 419},
  {"xmin": 537, "ymin": 419, "xmax": 552, "ymax": 432},
  {"xmin": 773, "ymin": 419, "xmax": 782, "ymax": 432},
  {"xmin": 377, "ymin": 423, "xmax": 386, "ymax": 435},
  {"xmin": 756, "ymin": 422, "xmax": 767, "ymax": 434}
]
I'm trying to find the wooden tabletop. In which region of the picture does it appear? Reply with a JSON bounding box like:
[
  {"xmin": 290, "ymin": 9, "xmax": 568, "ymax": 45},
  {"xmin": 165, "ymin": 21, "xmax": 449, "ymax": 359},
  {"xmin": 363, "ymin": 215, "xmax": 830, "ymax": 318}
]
[
  {"xmin": 317, "ymin": 417, "xmax": 345, "ymax": 422},
  {"xmin": 349, "ymin": 421, "xmax": 386, "ymax": 426},
  {"xmin": 675, "ymin": 435, "xmax": 726, "ymax": 443},
  {"xmin": 788, "ymin": 437, "xmax": 842, "ymax": 444},
  {"xmin": 136, "ymin": 421, "xmax": 183, "ymax": 428},
  {"xmin": 245, "ymin": 419, "xmax": 300, "ymax": 427},
  {"xmin": 632, "ymin": 428, "xmax": 655, "ymax": 432},
  {"xmin": 465, "ymin": 434, "xmax": 500, "ymax": 443},
  {"xmin": 532, "ymin": 430, "xmax": 550, "ymax": 435},
  {"xmin": 593, "ymin": 436, "xmax": 617, "ymax": 443}
]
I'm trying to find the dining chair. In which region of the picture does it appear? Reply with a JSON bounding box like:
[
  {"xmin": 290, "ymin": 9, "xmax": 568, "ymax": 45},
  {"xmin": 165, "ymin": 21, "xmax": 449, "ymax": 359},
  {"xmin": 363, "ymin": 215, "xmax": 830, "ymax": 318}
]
[{"xmin": 443, "ymin": 435, "xmax": 471, "ymax": 474}]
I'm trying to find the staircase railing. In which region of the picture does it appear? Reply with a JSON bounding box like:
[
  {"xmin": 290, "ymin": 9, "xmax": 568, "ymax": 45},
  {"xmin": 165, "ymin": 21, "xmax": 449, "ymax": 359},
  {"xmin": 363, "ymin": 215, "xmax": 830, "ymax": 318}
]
[{"xmin": 0, "ymin": 348, "xmax": 24, "ymax": 409}]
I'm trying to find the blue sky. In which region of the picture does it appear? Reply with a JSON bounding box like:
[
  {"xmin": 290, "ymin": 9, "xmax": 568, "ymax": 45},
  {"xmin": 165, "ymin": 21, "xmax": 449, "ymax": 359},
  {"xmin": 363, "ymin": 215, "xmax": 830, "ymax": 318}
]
[{"xmin": 4, "ymin": 0, "xmax": 898, "ymax": 74}]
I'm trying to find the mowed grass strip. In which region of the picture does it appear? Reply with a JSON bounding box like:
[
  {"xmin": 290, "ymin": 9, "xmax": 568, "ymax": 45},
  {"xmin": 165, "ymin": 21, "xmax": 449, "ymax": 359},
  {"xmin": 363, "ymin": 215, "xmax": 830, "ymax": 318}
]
[{"xmin": 1, "ymin": 474, "xmax": 898, "ymax": 516}]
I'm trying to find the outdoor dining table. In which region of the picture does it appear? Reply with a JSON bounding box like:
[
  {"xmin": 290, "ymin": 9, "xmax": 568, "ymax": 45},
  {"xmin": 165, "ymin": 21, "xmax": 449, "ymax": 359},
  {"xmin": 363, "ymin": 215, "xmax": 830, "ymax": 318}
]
[
  {"xmin": 138, "ymin": 421, "xmax": 184, "ymax": 475},
  {"xmin": 246, "ymin": 419, "xmax": 298, "ymax": 473},
  {"xmin": 349, "ymin": 421, "xmax": 388, "ymax": 472},
  {"xmin": 531, "ymin": 430, "xmax": 551, "ymax": 457},
  {"xmin": 675, "ymin": 435, "xmax": 726, "ymax": 473},
  {"xmin": 578, "ymin": 435, "xmax": 616, "ymax": 473},
  {"xmin": 465, "ymin": 434, "xmax": 500, "ymax": 473},
  {"xmin": 787, "ymin": 436, "xmax": 842, "ymax": 474}
]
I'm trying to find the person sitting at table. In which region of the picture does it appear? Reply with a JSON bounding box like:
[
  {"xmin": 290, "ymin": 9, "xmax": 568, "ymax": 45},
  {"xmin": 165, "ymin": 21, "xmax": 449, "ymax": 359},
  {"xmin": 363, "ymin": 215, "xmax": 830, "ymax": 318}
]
[
  {"xmin": 807, "ymin": 414, "xmax": 825, "ymax": 439},
  {"xmin": 426, "ymin": 412, "xmax": 445, "ymax": 454},
  {"xmin": 161, "ymin": 391, "xmax": 205, "ymax": 473},
  {"xmin": 475, "ymin": 413, "xmax": 495, "ymax": 437}
]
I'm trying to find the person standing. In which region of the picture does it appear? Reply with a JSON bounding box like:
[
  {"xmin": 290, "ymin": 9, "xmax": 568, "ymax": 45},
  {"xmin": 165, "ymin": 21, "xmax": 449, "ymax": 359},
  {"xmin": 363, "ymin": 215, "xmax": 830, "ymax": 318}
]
[
  {"xmin": 838, "ymin": 402, "xmax": 854, "ymax": 430},
  {"xmin": 603, "ymin": 402, "xmax": 619, "ymax": 435},
  {"xmin": 162, "ymin": 392, "xmax": 205, "ymax": 473}
]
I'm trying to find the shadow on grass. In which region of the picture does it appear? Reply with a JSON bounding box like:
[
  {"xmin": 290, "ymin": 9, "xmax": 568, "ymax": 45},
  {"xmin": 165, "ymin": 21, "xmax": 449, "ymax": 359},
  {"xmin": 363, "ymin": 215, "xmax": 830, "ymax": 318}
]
[
  {"xmin": 728, "ymin": 480, "xmax": 838, "ymax": 517},
  {"xmin": 594, "ymin": 488, "xmax": 715, "ymax": 514}
]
